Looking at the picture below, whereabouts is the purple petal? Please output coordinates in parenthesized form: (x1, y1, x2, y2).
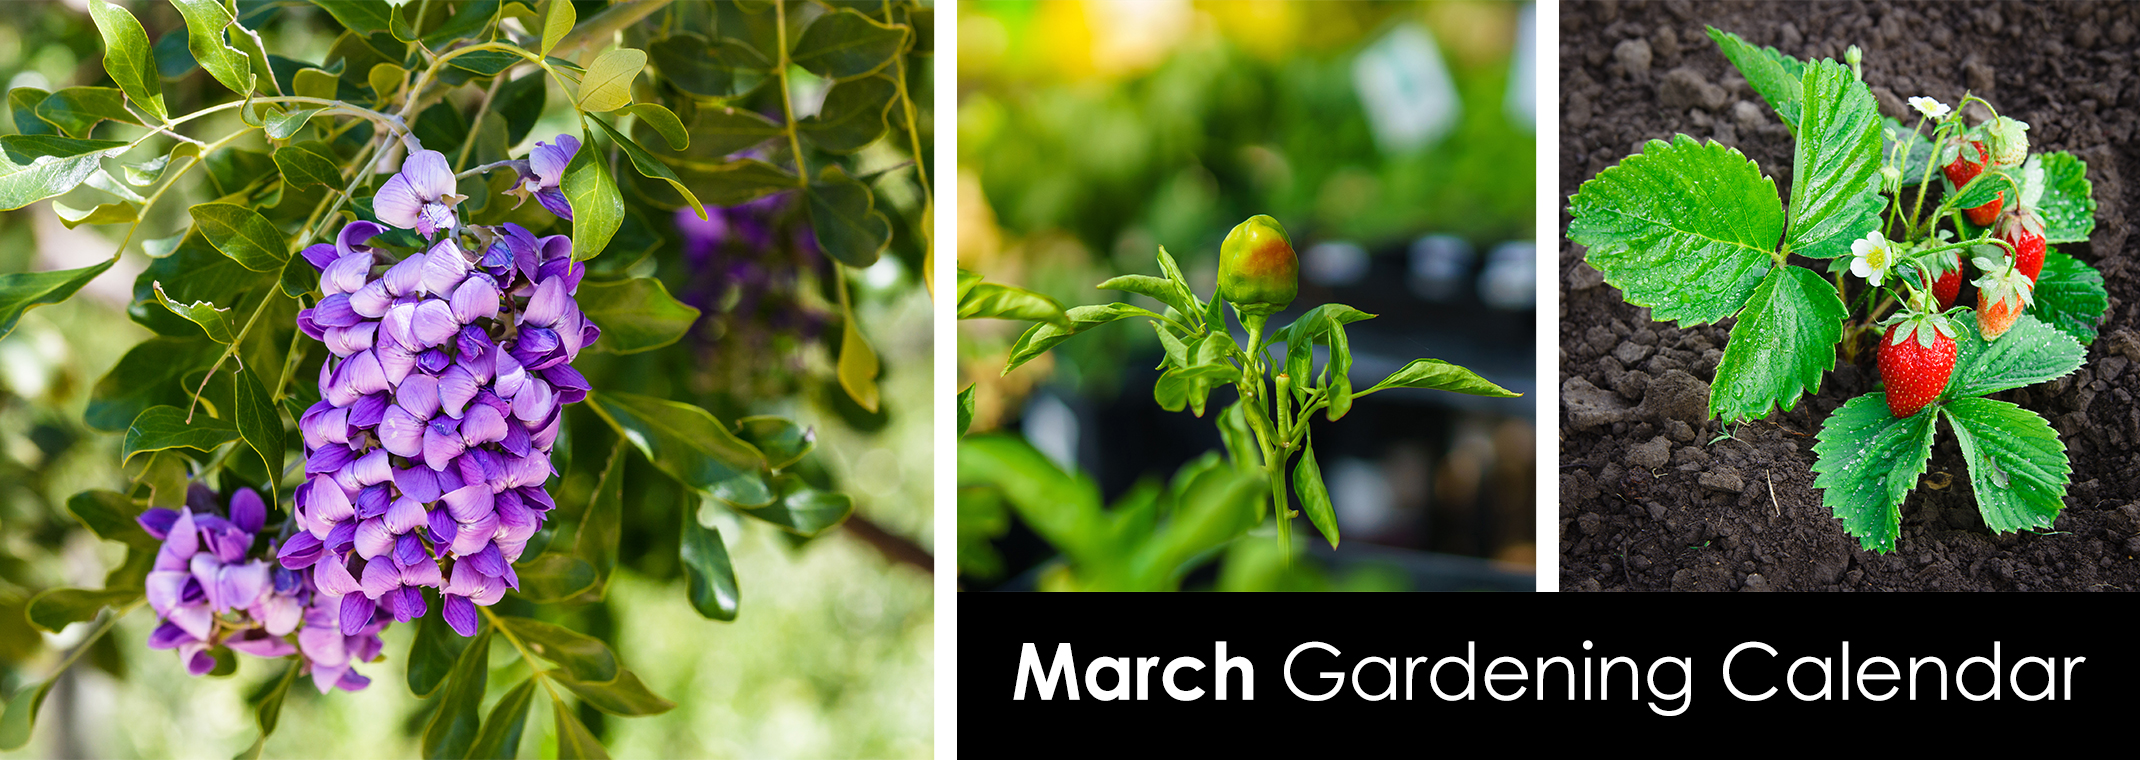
(218, 562, 270, 612)
(451, 511, 499, 556)
(438, 365, 478, 418)
(396, 464, 443, 504)
(335, 668, 373, 692)
(373, 173, 424, 231)
(385, 495, 429, 534)
(306, 444, 355, 475)
(378, 406, 426, 457)
(396, 373, 441, 420)
(325, 519, 359, 555)
(416, 347, 451, 374)
(313, 293, 362, 327)
(442, 595, 478, 636)
(349, 279, 394, 317)
(184, 645, 217, 676)
(378, 343, 418, 386)
(456, 325, 495, 361)
(226, 628, 297, 658)
(322, 251, 373, 295)
(148, 621, 194, 649)
(512, 379, 555, 423)
(359, 555, 402, 598)
(442, 484, 494, 523)
(461, 403, 508, 446)
(428, 507, 459, 546)
(519, 487, 555, 513)
(491, 349, 525, 397)
(323, 323, 377, 357)
(467, 542, 507, 577)
(413, 299, 459, 347)
(337, 220, 386, 259)
(400, 556, 443, 587)
(424, 418, 466, 471)
(538, 234, 573, 264)
(394, 584, 428, 622)
(138, 508, 179, 540)
(535, 186, 573, 220)
(419, 239, 472, 295)
(278, 532, 324, 569)
(308, 479, 356, 528)
(339, 593, 376, 636)
(402, 149, 457, 200)
(315, 553, 362, 596)
(382, 252, 426, 296)
(349, 449, 393, 486)
(146, 570, 188, 616)
(522, 277, 567, 326)
(348, 391, 389, 428)
(381, 301, 419, 351)
(499, 419, 532, 457)
(450, 276, 499, 323)
(228, 488, 266, 534)
(354, 485, 390, 520)
(344, 350, 389, 395)
(530, 135, 576, 186)
(393, 532, 426, 568)
(301, 242, 341, 271)
(354, 518, 395, 559)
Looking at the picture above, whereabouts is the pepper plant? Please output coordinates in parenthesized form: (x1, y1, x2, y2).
(0, 0, 931, 756)
(1567, 28, 2108, 552)
(975, 215, 1518, 566)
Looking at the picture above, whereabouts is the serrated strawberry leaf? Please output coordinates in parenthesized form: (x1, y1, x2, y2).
(2031, 249, 2107, 345)
(1812, 393, 1936, 554)
(1707, 27, 1804, 131)
(2030, 151, 2095, 244)
(1709, 265, 1844, 421)
(1567, 134, 1781, 326)
(1943, 312, 2084, 400)
(1784, 58, 1883, 259)
(1944, 397, 2068, 534)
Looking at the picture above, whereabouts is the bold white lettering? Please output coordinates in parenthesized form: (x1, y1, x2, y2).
(1284, 641, 1342, 702)
(1014, 643, 1078, 700)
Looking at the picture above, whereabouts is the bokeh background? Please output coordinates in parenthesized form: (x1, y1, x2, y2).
(0, 1, 931, 757)
(958, 0, 1538, 591)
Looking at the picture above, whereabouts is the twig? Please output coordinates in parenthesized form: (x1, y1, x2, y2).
(841, 515, 933, 575)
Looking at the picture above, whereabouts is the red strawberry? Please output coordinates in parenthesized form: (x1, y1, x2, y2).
(1996, 207, 2047, 282)
(1878, 320, 1956, 418)
(1972, 256, 2035, 340)
(1943, 138, 2003, 226)
(1925, 249, 1964, 310)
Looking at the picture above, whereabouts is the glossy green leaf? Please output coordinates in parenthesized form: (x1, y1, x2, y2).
(1811, 393, 1937, 553)
(7, 88, 54, 136)
(539, 0, 574, 55)
(406, 612, 472, 699)
(272, 141, 341, 187)
(587, 114, 703, 216)
(87, 336, 218, 431)
(1132, 455, 1263, 587)
(1950, 165, 2016, 211)
(1293, 439, 1337, 549)
(679, 514, 738, 621)
(496, 616, 616, 682)
(314, 0, 394, 36)
(959, 434, 1107, 563)
(0, 135, 126, 211)
(1270, 303, 1373, 394)
(576, 441, 626, 595)
(190, 203, 289, 271)
(262, 107, 323, 140)
(1709, 265, 1846, 421)
(1095, 274, 1191, 320)
(1002, 303, 1160, 374)
(466, 677, 536, 760)
(0, 259, 114, 340)
(2030, 151, 2095, 244)
(677, 157, 794, 206)
(67, 489, 155, 550)
(551, 669, 675, 717)
(512, 554, 597, 601)
(575, 277, 700, 354)
(1706, 26, 1803, 130)
(171, 0, 258, 95)
(2032, 250, 2107, 345)
(799, 75, 896, 153)
(1945, 397, 2069, 535)
(621, 103, 687, 151)
(131, 230, 272, 336)
(563, 125, 623, 261)
(446, 49, 520, 77)
(419, 0, 501, 48)
(53, 200, 136, 228)
(1362, 358, 1519, 398)
(732, 416, 813, 470)
(368, 62, 405, 102)
(791, 9, 907, 81)
(151, 282, 236, 343)
(551, 699, 609, 760)
(647, 33, 764, 96)
(742, 474, 854, 536)
(121, 405, 238, 466)
(88, 0, 166, 120)
(35, 87, 140, 138)
(1882, 116, 1935, 185)
(419, 627, 489, 760)
(836, 305, 881, 414)
(233, 366, 282, 498)
(0, 680, 55, 751)
(1567, 134, 1782, 325)
(957, 386, 976, 437)
(292, 67, 339, 100)
(25, 587, 138, 633)
(808, 165, 891, 268)
(1785, 58, 1883, 259)
(586, 390, 772, 507)
(575, 47, 645, 112)
(957, 279, 1066, 325)
(1945, 313, 2084, 400)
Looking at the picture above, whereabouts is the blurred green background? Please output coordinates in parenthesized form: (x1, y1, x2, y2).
(0, 2, 931, 757)
(958, 0, 1536, 591)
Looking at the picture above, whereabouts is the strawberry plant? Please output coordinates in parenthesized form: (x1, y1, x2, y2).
(1567, 29, 2108, 553)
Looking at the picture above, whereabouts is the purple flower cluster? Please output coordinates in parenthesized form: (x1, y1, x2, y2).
(143, 485, 383, 693)
(286, 146, 596, 639)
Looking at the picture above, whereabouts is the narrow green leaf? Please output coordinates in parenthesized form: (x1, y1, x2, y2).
(406, 612, 471, 698)
(741, 474, 854, 536)
(1567, 134, 1782, 325)
(466, 677, 536, 760)
(1706, 26, 1803, 130)
(25, 587, 138, 633)
(1945, 397, 2069, 534)
(2032, 250, 2107, 345)
(574, 277, 699, 354)
(551, 698, 609, 760)
(1950, 165, 2016, 210)
(676, 157, 795, 207)
(550, 669, 676, 717)
(563, 125, 623, 261)
(1785, 58, 1883, 259)
(121, 405, 239, 466)
(190, 203, 290, 271)
(836, 308, 881, 413)
(272, 141, 342, 187)
(585, 390, 772, 507)
(732, 416, 813, 470)
(958, 280, 1066, 325)
(262, 107, 323, 140)
(0, 136, 125, 211)
(621, 103, 687, 151)
(419, 627, 490, 760)
(1294, 439, 1337, 549)
(1270, 303, 1374, 393)
(790, 9, 907, 81)
(0, 680, 55, 751)
(799, 75, 895, 153)
(576, 441, 626, 594)
(679, 514, 738, 621)
(233, 366, 282, 500)
(1811, 393, 1937, 553)
(1095, 274, 1193, 320)
(35, 87, 140, 138)
(170, 0, 258, 95)
(150, 282, 236, 344)
(495, 617, 616, 682)
(575, 47, 645, 113)
(511, 554, 598, 602)
(0, 259, 115, 339)
(586, 114, 703, 216)
(807, 165, 891, 268)
(1709, 265, 1845, 421)
(313, 0, 395, 36)
(540, 0, 575, 56)
(86, 0, 164, 119)
(1002, 303, 1160, 374)
(2030, 152, 2096, 244)
(53, 200, 136, 228)
(958, 434, 1107, 563)
(1363, 358, 1519, 398)
(67, 489, 156, 550)
(1945, 313, 2085, 399)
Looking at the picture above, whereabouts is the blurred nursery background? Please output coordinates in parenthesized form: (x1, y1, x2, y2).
(958, 0, 1537, 592)
(0, 1, 931, 757)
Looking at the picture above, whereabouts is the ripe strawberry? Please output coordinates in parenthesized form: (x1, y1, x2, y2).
(1878, 319, 1956, 418)
(1996, 207, 2047, 282)
(1943, 138, 2003, 226)
(1924, 248, 1964, 310)
(1972, 255, 2035, 340)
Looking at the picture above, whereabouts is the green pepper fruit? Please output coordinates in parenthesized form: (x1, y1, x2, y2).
(1218, 214, 1298, 317)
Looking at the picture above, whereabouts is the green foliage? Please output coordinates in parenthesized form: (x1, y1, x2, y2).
(2032, 250, 2109, 345)
(1705, 27, 1804, 130)
(1785, 59, 1884, 259)
(1812, 394, 1936, 553)
(1708, 266, 1847, 421)
(1566, 135, 1782, 326)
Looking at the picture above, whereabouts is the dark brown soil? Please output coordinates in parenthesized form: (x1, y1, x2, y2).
(1559, 1, 2140, 591)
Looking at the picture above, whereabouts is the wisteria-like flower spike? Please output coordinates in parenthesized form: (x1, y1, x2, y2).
(516, 135, 579, 221)
(376, 149, 468, 239)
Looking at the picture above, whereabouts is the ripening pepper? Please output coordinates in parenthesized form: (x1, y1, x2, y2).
(1218, 214, 1298, 316)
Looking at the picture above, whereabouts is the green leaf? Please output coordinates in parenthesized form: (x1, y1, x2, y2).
(495, 616, 616, 682)
(25, 587, 138, 633)
(958, 279, 1066, 325)
(836, 308, 880, 413)
(151, 282, 236, 344)
(512, 554, 598, 601)
(232, 366, 282, 500)
(130, 230, 272, 336)
(563, 124, 623, 261)
(66, 489, 156, 550)
(621, 103, 687, 151)
(1784, 58, 1883, 259)
(586, 114, 703, 216)
(540, 0, 575, 56)
(586, 390, 772, 507)
(406, 612, 471, 699)
(799, 75, 896, 153)
(0, 680, 55, 751)
(1950, 165, 2016, 210)
(1293, 439, 1337, 549)
(575, 47, 645, 112)
(233, 660, 301, 760)
(550, 669, 676, 716)
(262, 107, 323, 140)
(0, 135, 127, 211)
(732, 416, 813, 470)
(679, 515, 738, 621)
(314, 0, 395, 36)
(368, 62, 406, 103)
(53, 200, 137, 228)
(2032, 250, 2107, 345)
(957, 386, 976, 437)
(1003, 303, 1160, 374)
(292, 68, 339, 101)
(170, 0, 258, 95)
(190, 203, 289, 272)
(1095, 274, 1192, 320)
(1132, 457, 1263, 587)
(121, 405, 239, 466)
(2030, 151, 2095, 244)
(958, 434, 1107, 564)
(467, 677, 536, 760)
(1945, 397, 2070, 534)
(741, 474, 854, 536)
(1567, 134, 1783, 325)
(1945, 313, 2085, 399)
(35, 87, 140, 138)
(7, 88, 54, 136)
(576, 441, 625, 595)
(1709, 265, 1845, 421)
(808, 165, 891, 268)
(574, 277, 699, 354)
(1706, 26, 1803, 130)
(1882, 116, 1933, 185)
(1270, 303, 1373, 396)
(494, 70, 547, 147)
(791, 9, 907, 81)
(0, 259, 116, 339)
(272, 141, 342, 187)
(647, 33, 738, 97)
(88, 0, 166, 120)
(419, 626, 489, 760)
(677, 157, 795, 206)
(551, 698, 609, 760)
(421, 0, 501, 49)
(87, 337, 218, 431)
(1811, 393, 1937, 553)
(1362, 358, 1519, 398)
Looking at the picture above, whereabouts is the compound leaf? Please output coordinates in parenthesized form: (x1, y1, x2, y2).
(1567, 134, 1782, 326)
(1709, 265, 1844, 421)
(1811, 393, 1936, 553)
(1785, 58, 1883, 259)
(2031, 250, 2107, 345)
(1945, 397, 2069, 534)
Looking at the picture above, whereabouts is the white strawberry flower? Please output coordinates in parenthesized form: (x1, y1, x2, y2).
(1849, 231, 1896, 287)
(1908, 96, 1950, 120)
